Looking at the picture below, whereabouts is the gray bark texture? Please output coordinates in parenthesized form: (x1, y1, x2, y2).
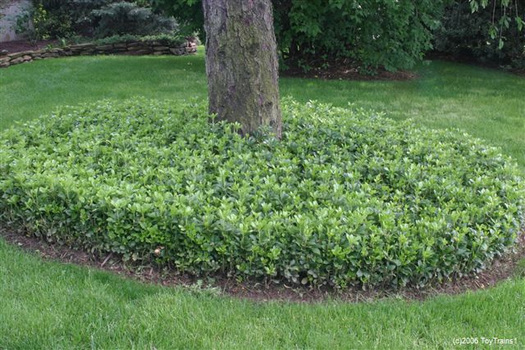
(203, 0, 282, 138)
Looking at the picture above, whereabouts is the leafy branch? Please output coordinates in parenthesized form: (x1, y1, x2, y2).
(469, 0, 524, 49)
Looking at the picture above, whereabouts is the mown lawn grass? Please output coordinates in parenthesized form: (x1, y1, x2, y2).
(1, 238, 523, 349)
(0, 50, 524, 349)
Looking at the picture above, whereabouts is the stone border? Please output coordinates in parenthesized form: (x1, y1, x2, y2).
(0, 40, 197, 68)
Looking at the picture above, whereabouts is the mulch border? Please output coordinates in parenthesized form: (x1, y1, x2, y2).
(1, 225, 523, 303)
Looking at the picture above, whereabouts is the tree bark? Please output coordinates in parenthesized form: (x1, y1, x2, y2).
(202, 0, 282, 138)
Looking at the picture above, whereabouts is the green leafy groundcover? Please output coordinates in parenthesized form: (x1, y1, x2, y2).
(1, 98, 523, 288)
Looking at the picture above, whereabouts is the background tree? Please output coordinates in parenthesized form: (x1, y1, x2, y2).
(202, 0, 282, 137)
(272, 0, 444, 72)
(469, 0, 524, 46)
(151, 0, 203, 37)
(153, 0, 445, 72)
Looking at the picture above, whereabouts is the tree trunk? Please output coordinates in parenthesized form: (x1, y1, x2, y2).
(202, 0, 282, 138)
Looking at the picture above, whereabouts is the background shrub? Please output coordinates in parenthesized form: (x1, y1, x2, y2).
(92, 33, 184, 46)
(433, 0, 525, 70)
(90, 1, 177, 38)
(30, 0, 178, 39)
(273, 0, 444, 72)
(153, 0, 445, 73)
(0, 99, 523, 288)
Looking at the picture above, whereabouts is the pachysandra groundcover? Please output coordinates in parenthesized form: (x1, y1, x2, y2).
(0, 98, 523, 288)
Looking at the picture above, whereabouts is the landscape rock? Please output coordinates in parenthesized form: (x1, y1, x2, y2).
(0, 40, 197, 69)
(42, 52, 59, 58)
(7, 52, 25, 59)
(70, 43, 95, 49)
(96, 45, 114, 51)
(10, 57, 24, 64)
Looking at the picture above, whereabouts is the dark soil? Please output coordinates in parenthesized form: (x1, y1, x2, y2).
(0, 39, 59, 55)
(1, 225, 523, 303)
(282, 65, 417, 81)
(281, 57, 417, 81)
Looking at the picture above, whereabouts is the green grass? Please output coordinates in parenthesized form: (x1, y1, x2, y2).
(0, 54, 207, 129)
(0, 51, 524, 349)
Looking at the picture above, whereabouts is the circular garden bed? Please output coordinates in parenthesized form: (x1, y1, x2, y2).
(0, 98, 523, 289)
